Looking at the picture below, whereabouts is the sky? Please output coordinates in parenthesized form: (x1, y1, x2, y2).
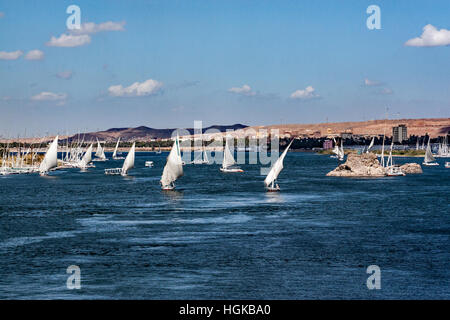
(0, 0, 449, 137)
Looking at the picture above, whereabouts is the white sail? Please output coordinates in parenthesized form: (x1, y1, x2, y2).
(387, 141, 394, 167)
(121, 142, 135, 175)
(367, 137, 375, 153)
(424, 138, 435, 163)
(39, 136, 58, 174)
(222, 138, 236, 169)
(112, 137, 120, 158)
(264, 140, 293, 187)
(416, 139, 419, 151)
(95, 140, 106, 159)
(161, 135, 183, 187)
(80, 143, 93, 167)
(203, 147, 209, 163)
(338, 140, 344, 160)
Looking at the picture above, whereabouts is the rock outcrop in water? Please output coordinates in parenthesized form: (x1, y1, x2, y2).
(400, 163, 423, 174)
(326, 153, 385, 177)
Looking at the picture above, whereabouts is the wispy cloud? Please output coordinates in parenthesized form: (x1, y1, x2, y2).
(290, 86, 320, 100)
(46, 34, 91, 47)
(378, 88, 393, 95)
(55, 71, 73, 80)
(108, 79, 163, 97)
(71, 21, 126, 35)
(228, 84, 256, 96)
(0, 50, 23, 60)
(31, 91, 67, 102)
(405, 24, 450, 47)
(24, 49, 44, 60)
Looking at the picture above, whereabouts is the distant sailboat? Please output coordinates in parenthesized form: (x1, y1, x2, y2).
(160, 135, 184, 190)
(385, 141, 405, 176)
(264, 140, 293, 191)
(93, 139, 107, 161)
(416, 139, 419, 151)
(112, 138, 125, 160)
(105, 142, 136, 176)
(79, 143, 94, 170)
(191, 146, 209, 164)
(121, 142, 135, 176)
(338, 140, 345, 161)
(220, 138, 243, 172)
(39, 136, 59, 176)
(366, 137, 375, 153)
(423, 138, 439, 166)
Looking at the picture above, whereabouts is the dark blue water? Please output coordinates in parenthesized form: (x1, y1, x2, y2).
(0, 152, 449, 299)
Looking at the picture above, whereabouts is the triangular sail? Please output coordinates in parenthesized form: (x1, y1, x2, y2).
(424, 138, 435, 163)
(264, 140, 293, 187)
(203, 147, 209, 163)
(367, 137, 375, 153)
(113, 138, 120, 158)
(222, 138, 236, 169)
(121, 142, 135, 175)
(80, 143, 93, 167)
(39, 136, 58, 174)
(161, 135, 183, 187)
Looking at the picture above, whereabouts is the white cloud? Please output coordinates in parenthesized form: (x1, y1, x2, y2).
(405, 24, 450, 47)
(24, 49, 44, 60)
(228, 84, 256, 96)
(55, 71, 73, 80)
(0, 50, 23, 60)
(71, 21, 126, 34)
(31, 92, 67, 102)
(108, 79, 163, 97)
(364, 78, 382, 86)
(46, 34, 91, 47)
(290, 86, 320, 100)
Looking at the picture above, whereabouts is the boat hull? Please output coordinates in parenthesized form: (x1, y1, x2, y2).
(220, 167, 244, 173)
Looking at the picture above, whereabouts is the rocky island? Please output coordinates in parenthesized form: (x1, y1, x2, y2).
(326, 153, 423, 177)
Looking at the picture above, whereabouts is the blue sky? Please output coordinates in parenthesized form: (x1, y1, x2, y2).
(0, 0, 449, 136)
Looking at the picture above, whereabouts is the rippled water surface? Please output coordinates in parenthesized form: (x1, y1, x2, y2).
(0, 152, 449, 299)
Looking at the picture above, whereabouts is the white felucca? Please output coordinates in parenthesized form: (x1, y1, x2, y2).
(105, 142, 136, 176)
(121, 142, 135, 176)
(220, 138, 243, 172)
(385, 142, 405, 176)
(264, 140, 293, 191)
(79, 143, 94, 170)
(39, 136, 59, 176)
(423, 138, 439, 166)
(93, 139, 107, 161)
(160, 135, 184, 190)
(366, 137, 375, 153)
(338, 140, 345, 161)
(112, 138, 125, 160)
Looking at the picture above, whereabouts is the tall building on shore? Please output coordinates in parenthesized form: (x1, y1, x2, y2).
(393, 124, 408, 143)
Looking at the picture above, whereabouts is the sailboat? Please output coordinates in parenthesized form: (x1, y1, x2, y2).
(220, 138, 243, 172)
(160, 135, 184, 190)
(264, 140, 293, 191)
(435, 136, 449, 158)
(112, 138, 125, 160)
(338, 140, 345, 161)
(105, 142, 136, 176)
(79, 143, 94, 170)
(191, 146, 209, 164)
(416, 138, 419, 151)
(93, 139, 107, 161)
(385, 142, 405, 176)
(39, 136, 59, 176)
(330, 137, 339, 159)
(366, 137, 375, 153)
(423, 138, 439, 166)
